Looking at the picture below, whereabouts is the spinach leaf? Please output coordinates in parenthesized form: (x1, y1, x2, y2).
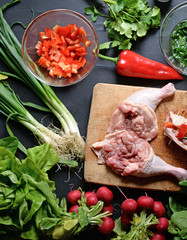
(0, 136, 18, 154)
(168, 182, 187, 239)
(169, 196, 187, 213)
(171, 211, 187, 232)
(0, 142, 61, 239)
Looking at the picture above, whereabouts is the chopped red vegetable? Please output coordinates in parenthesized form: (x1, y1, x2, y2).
(164, 121, 187, 139)
(177, 123, 187, 139)
(35, 24, 91, 78)
(163, 122, 176, 129)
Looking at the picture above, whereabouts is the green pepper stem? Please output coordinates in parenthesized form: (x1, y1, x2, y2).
(99, 53, 119, 65)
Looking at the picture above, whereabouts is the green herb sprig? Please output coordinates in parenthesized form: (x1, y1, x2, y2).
(85, 0, 161, 50)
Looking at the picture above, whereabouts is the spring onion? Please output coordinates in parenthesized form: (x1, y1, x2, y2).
(0, 0, 85, 160)
(0, 80, 79, 167)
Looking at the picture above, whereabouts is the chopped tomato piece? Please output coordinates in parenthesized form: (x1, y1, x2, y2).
(177, 124, 187, 139)
(35, 23, 92, 79)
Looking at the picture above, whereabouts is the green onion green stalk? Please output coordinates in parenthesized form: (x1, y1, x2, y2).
(0, 81, 79, 167)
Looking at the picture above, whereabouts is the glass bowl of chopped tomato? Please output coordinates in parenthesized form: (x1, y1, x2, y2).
(159, 2, 187, 76)
(22, 9, 99, 86)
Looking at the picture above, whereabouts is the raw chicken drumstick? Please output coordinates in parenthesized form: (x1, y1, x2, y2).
(92, 130, 187, 180)
(91, 83, 187, 180)
(107, 83, 176, 141)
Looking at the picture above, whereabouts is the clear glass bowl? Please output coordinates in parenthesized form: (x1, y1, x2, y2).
(22, 9, 99, 87)
(159, 2, 187, 76)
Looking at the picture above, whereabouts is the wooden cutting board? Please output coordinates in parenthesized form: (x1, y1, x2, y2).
(84, 83, 187, 191)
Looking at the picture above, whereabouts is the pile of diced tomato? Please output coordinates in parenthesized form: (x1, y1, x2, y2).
(35, 24, 91, 78)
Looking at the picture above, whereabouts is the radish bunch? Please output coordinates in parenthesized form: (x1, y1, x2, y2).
(120, 195, 169, 240)
(67, 186, 115, 235)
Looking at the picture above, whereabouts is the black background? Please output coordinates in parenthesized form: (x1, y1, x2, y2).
(0, 0, 186, 239)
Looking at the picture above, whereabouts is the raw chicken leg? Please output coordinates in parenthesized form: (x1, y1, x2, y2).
(108, 83, 176, 141)
(91, 129, 187, 180)
(126, 82, 176, 111)
(141, 154, 187, 180)
(91, 83, 187, 181)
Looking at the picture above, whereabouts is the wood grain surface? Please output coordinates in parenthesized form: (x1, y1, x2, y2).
(84, 83, 187, 191)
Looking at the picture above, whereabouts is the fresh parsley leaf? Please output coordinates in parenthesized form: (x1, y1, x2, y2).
(85, 0, 161, 50)
(85, 6, 99, 22)
(99, 41, 112, 50)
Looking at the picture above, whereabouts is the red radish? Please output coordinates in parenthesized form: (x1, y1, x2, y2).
(98, 217, 115, 235)
(84, 191, 97, 199)
(86, 195, 98, 207)
(155, 217, 169, 233)
(153, 201, 165, 218)
(69, 204, 79, 213)
(121, 214, 132, 227)
(96, 186, 113, 205)
(121, 198, 137, 214)
(101, 204, 113, 214)
(150, 232, 166, 240)
(137, 195, 154, 210)
(67, 190, 81, 205)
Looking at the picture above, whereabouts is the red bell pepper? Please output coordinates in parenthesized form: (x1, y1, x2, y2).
(177, 124, 187, 139)
(36, 24, 91, 79)
(163, 122, 176, 129)
(99, 50, 183, 80)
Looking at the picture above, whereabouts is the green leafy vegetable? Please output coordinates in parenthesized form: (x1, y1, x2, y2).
(85, 0, 161, 50)
(168, 180, 187, 239)
(0, 138, 111, 240)
(171, 20, 187, 67)
(0, 136, 18, 154)
(85, 6, 108, 22)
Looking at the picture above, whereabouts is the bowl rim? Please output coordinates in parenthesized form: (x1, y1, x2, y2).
(159, 1, 187, 75)
(21, 9, 99, 87)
